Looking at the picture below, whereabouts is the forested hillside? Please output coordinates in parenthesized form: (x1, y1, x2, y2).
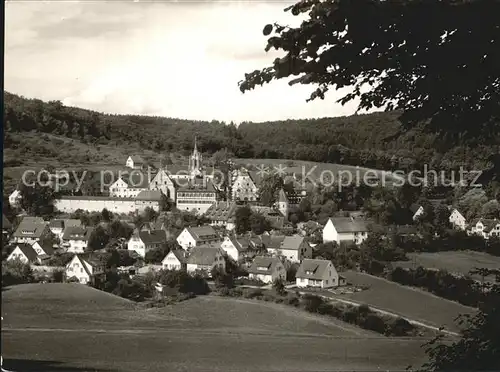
(3, 91, 499, 174)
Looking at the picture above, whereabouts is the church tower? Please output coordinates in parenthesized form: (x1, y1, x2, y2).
(277, 188, 289, 221)
(189, 136, 203, 179)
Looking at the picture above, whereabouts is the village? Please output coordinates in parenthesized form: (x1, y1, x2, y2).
(3, 139, 499, 296)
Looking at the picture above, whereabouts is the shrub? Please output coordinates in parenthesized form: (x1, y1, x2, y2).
(52, 270, 64, 283)
(317, 302, 334, 315)
(361, 314, 387, 334)
(284, 292, 300, 306)
(243, 288, 263, 299)
(2, 260, 34, 286)
(386, 317, 415, 337)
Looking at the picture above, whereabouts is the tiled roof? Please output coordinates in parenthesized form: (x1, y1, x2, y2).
(248, 256, 281, 275)
(204, 202, 237, 221)
(474, 218, 500, 233)
(296, 259, 332, 280)
(169, 249, 187, 264)
(49, 219, 65, 229)
(138, 230, 167, 245)
(136, 190, 163, 201)
(2, 214, 12, 229)
(176, 179, 217, 192)
(187, 247, 221, 266)
(62, 226, 94, 241)
(279, 235, 306, 251)
(267, 235, 286, 250)
(129, 155, 145, 164)
(225, 236, 249, 252)
(186, 226, 219, 241)
(328, 217, 368, 233)
(34, 240, 55, 255)
(122, 172, 151, 189)
(12, 243, 39, 262)
(12, 218, 48, 238)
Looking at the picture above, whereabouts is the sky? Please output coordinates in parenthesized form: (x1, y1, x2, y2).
(5, 0, 369, 123)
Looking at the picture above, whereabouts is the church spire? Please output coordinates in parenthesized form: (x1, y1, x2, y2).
(193, 135, 198, 154)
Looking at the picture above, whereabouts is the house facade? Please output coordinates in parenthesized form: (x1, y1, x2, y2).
(7, 244, 40, 264)
(220, 236, 249, 261)
(161, 250, 187, 271)
(204, 201, 237, 231)
(296, 259, 339, 289)
(65, 254, 104, 284)
(186, 247, 226, 275)
(323, 217, 369, 245)
(266, 235, 312, 263)
(175, 180, 218, 214)
(127, 229, 167, 257)
(150, 169, 177, 202)
(248, 256, 286, 284)
(468, 218, 500, 239)
(62, 226, 94, 253)
(126, 155, 145, 169)
(449, 209, 467, 230)
(231, 170, 258, 202)
(9, 189, 21, 207)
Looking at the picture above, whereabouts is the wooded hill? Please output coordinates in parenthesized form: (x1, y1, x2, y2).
(3, 91, 499, 174)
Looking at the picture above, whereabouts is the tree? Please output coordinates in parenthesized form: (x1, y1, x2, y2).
(258, 174, 284, 207)
(249, 212, 272, 235)
(416, 269, 500, 372)
(18, 182, 57, 217)
(239, 0, 500, 138)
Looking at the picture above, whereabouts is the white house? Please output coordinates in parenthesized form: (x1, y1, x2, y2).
(7, 244, 40, 264)
(468, 218, 500, 239)
(127, 229, 167, 258)
(126, 155, 145, 169)
(295, 259, 339, 289)
(62, 226, 94, 253)
(8, 189, 21, 208)
(323, 217, 369, 245)
(109, 172, 151, 198)
(11, 217, 50, 245)
(161, 250, 187, 271)
(220, 236, 250, 261)
(176, 225, 220, 250)
(449, 209, 467, 230)
(149, 169, 177, 202)
(186, 247, 226, 275)
(65, 254, 105, 284)
(267, 235, 312, 263)
(247, 256, 286, 284)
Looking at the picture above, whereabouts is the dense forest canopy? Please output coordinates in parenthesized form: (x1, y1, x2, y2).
(3, 92, 499, 177)
(239, 0, 500, 140)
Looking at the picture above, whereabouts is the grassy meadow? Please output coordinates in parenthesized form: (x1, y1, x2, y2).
(1, 284, 429, 372)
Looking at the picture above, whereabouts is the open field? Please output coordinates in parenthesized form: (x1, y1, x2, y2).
(339, 271, 477, 332)
(394, 251, 500, 281)
(2, 284, 429, 371)
(234, 158, 396, 184)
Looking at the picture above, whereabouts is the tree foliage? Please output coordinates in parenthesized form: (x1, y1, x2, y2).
(239, 0, 500, 139)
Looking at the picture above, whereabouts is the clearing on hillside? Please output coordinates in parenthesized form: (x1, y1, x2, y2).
(2, 284, 428, 372)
